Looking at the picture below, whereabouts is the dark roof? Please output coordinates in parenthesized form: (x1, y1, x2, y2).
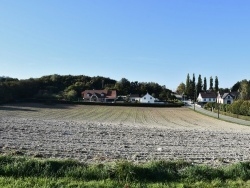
(230, 91, 240, 98)
(219, 91, 239, 99)
(129, 94, 140, 98)
(199, 92, 217, 98)
(222, 93, 231, 99)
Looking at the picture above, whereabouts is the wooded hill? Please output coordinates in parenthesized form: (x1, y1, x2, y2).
(0, 74, 173, 103)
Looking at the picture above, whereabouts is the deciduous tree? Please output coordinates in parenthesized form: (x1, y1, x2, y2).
(239, 79, 250, 100)
(176, 82, 185, 95)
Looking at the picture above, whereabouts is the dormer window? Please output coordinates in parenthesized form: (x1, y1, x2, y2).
(101, 93, 104, 97)
(87, 93, 91, 97)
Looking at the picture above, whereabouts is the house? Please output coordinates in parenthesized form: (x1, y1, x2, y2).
(140, 93, 157, 103)
(197, 92, 217, 105)
(129, 94, 141, 103)
(217, 91, 239, 104)
(82, 90, 117, 102)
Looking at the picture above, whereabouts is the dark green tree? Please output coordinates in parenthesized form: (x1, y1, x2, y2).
(231, 81, 240, 92)
(197, 74, 203, 95)
(185, 73, 190, 96)
(185, 73, 194, 99)
(115, 78, 131, 95)
(209, 76, 213, 91)
(215, 76, 219, 92)
(191, 73, 196, 100)
(203, 77, 207, 91)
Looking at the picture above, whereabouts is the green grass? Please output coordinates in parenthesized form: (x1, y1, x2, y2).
(218, 111, 250, 121)
(1, 177, 250, 187)
(2, 155, 250, 187)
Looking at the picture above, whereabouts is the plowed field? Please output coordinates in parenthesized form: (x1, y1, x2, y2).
(1, 103, 250, 166)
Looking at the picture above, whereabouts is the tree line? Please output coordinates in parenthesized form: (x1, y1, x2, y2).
(0, 74, 174, 103)
(176, 73, 220, 100)
(176, 73, 250, 101)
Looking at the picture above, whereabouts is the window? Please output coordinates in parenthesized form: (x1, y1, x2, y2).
(204, 99, 206, 101)
(228, 96, 230, 99)
(209, 98, 211, 101)
(144, 97, 146, 99)
(150, 97, 152, 99)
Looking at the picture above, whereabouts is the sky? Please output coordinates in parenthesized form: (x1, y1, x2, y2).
(0, 0, 249, 91)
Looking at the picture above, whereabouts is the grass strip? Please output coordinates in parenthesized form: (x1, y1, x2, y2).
(1, 155, 250, 186)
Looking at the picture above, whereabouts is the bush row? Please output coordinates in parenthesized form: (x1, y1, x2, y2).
(204, 100, 250, 116)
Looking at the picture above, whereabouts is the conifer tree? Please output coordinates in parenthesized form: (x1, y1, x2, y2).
(197, 74, 203, 95)
(192, 73, 196, 100)
(209, 76, 213, 91)
(185, 73, 190, 96)
(215, 76, 219, 92)
(203, 77, 207, 91)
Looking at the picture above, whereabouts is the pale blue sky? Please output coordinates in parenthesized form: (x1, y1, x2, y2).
(0, 0, 249, 91)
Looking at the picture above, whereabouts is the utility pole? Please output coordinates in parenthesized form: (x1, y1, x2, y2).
(194, 84, 196, 111)
(218, 103, 220, 118)
(217, 93, 220, 119)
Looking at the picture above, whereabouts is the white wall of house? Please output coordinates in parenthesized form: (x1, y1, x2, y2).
(140, 93, 156, 103)
(197, 93, 203, 102)
(197, 93, 216, 103)
(218, 94, 234, 104)
(130, 97, 141, 103)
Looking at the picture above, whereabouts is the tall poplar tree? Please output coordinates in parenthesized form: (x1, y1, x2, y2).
(203, 77, 207, 91)
(192, 73, 196, 100)
(185, 73, 190, 96)
(215, 76, 219, 92)
(209, 76, 213, 91)
(197, 74, 203, 95)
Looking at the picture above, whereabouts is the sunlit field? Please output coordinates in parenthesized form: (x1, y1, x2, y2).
(1, 103, 250, 167)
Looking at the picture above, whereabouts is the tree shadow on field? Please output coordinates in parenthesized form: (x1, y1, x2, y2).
(0, 102, 76, 110)
(0, 106, 38, 112)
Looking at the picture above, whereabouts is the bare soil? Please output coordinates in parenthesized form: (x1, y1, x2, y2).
(1, 103, 250, 166)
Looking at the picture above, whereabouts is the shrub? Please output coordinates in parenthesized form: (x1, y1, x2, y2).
(240, 101, 250, 116)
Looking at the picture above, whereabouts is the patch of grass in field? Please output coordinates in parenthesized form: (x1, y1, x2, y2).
(1, 177, 250, 188)
(1, 155, 250, 187)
